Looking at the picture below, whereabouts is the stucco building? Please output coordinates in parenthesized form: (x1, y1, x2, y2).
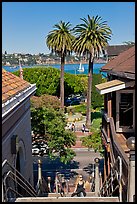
(2, 69, 36, 186)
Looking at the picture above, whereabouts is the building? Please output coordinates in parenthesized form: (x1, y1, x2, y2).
(105, 44, 134, 61)
(2, 69, 37, 186)
(95, 45, 135, 201)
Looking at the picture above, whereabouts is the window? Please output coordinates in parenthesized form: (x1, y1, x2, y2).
(116, 90, 135, 132)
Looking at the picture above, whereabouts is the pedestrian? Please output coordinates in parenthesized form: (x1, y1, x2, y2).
(47, 176, 51, 193)
(71, 174, 86, 197)
(82, 124, 85, 132)
(60, 177, 67, 197)
(84, 177, 91, 192)
(71, 123, 75, 131)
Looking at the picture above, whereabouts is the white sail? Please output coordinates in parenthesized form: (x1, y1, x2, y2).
(78, 63, 84, 72)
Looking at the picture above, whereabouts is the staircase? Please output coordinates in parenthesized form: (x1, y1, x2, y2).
(2, 158, 122, 202)
(71, 131, 92, 149)
(15, 196, 119, 202)
(2, 159, 37, 202)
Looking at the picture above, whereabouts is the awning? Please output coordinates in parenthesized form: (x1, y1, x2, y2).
(95, 79, 134, 95)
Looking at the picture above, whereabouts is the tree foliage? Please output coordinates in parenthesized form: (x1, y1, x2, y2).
(81, 108, 104, 154)
(81, 131, 103, 153)
(31, 94, 60, 110)
(81, 128, 103, 154)
(72, 15, 112, 128)
(14, 67, 105, 109)
(122, 41, 135, 45)
(31, 107, 76, 164)
(13, 67, 87, 97)
(92, 74, 106, 109)
(46, 21, 75, 109)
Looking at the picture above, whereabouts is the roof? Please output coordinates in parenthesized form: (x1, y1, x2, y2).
(95, 79, 135, 95)
(106, 45, 134, 57)
(101, 46, 135, 78)
(2, 68, 31, 103)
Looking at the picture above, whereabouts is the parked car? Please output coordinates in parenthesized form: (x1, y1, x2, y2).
(70, 100, 80, 106)
(65, 95, 81, 106)
(32, 148, 39, 155)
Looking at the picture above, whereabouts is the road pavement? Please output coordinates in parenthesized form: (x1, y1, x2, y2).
(33, 149, 103, 191)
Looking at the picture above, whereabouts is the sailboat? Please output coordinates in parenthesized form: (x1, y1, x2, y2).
(77, 63, 84, 72)
(10, 65, 17, 69)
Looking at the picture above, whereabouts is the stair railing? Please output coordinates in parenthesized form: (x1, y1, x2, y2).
(2, 159, 37, 202)
(99, 156, 122, 202)
(55, 172, 69, 197)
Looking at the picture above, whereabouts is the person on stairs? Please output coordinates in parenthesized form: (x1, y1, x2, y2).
(71, 174, 86, 197)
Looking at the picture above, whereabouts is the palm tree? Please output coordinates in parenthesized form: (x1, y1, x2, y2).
(46, 21, 74, 110)
(73, 15, 112, 128)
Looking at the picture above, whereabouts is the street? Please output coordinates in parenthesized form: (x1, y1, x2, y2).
(33, 149, 104, 190)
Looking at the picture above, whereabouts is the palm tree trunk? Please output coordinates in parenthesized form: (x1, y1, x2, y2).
(60, 53, 65, 110)
(86, 54, 93, 129)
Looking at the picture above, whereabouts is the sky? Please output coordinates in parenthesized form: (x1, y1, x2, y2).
(2, 2, 135, 54)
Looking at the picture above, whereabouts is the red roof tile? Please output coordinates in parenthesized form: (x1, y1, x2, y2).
(2, 69, 31, 103)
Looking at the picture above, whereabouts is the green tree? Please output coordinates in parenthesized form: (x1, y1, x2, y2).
(122, 41, 135, 45)
(30, 94, 60, 110)
(46, 21, 75, 110)
(73, 15, 112, 128)
(31, 107, 76, 164)
(92, 74, 106, 109)
(13, 67, 87, 97)
(81, 128, 103, 154)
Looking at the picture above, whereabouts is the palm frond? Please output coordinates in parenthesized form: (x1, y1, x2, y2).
(73, 14, 112, 57)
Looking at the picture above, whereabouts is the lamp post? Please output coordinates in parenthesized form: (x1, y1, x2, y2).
(126, 137, 135, 202)
(94, 157, 100, 196)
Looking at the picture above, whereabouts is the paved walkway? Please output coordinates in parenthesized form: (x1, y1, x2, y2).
(66, 113, 92, 149)
(71, 131, 92, 149)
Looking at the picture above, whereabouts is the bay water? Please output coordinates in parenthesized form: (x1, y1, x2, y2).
(2, 63, 107, 77)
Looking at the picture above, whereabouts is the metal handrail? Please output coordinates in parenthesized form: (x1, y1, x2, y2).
(2, 159, 37, 202)
(2, 159, 36, 194)
(99, 156, 122, 202)
(4, 171, 37, 197)
(55, 172, 69, 196)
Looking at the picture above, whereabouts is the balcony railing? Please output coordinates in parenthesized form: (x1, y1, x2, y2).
(101, 111, 129, 201)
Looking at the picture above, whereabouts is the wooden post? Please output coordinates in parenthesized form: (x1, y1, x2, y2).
(126, 137, 135, 202)
(107, 93, 112, 177)
(104, 150, 107, 182)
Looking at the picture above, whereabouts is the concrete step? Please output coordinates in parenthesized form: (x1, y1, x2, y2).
(48, 192, 95, 197)
(15, 196, 119, 202)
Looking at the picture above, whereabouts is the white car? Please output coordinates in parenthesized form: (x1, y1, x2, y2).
(32, 148, 39, 155)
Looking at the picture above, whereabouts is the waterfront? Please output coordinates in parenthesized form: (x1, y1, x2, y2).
(2, 63, 107, 77)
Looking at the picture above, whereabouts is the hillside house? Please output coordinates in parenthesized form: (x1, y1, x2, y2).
(105, 44, 134, 61)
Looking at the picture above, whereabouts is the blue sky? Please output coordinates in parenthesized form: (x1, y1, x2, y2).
(2, 2, 135, 54)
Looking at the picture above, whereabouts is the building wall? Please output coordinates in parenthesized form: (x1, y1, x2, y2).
(2, 98, 34, 186)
